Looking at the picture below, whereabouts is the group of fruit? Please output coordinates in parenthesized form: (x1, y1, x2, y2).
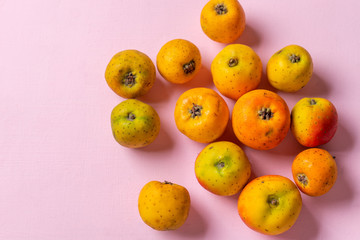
(104, 0, 339, 236)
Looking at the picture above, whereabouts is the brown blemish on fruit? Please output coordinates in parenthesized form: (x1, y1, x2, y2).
(289, 54, 301, 63)
(183, 60, 195, 74)
(189, 103, 203, 118)
(297, 173, 308, 186)
(215, 3, 228, 15)
(123, 72, 136, 87)
(228, 58, 238, 67)
(258, 107, 274, 120)
(265, 129, 273, 136)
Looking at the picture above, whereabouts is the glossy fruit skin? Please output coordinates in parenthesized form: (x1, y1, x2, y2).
(195, 141, 251, 196)
(267, 45, 313, 92)
(105, 50, 156, 98)
(111, 99, 160, 148)
(232, 89, 290, 150)
(291, 97, 338, 147)
(211, 44, 262, 100)
(292, 148, 337, 196)
(156, 39, 201, 84)
(174, 88, 229, 143)
(138, 181, 191, 231)
(238, 175, 302, 235)
(200, 0, 245, 43)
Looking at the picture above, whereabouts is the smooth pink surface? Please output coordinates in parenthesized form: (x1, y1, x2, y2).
(0, 0, 359, 239)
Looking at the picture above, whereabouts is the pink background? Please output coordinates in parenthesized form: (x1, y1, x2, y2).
(1, 0, 359, 239)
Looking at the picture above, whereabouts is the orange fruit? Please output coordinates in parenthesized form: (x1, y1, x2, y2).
(200, 0, 246, 43)
(174, 88, 229, 143)
(292, 148, 337, 196)
(211, 44, 262, 100)
(232, 89, 290, 150)
(156, 39, 201, 84)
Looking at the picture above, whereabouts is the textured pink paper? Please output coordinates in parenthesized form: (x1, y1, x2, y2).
(0, 0, 359, 239)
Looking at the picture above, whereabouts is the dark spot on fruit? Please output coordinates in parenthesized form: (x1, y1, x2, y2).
(265, 129, 273, 136)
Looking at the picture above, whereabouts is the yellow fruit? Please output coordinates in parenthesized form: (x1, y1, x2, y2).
(156, 39, 201, 84)
(105, 50, 156, 98)
(267, 45, 313, 92)
(211, 44, 262, 100)
(138, 181, 191, 231)
(200, 0, 246, 43)
(111, 99, 160, 148)
(195, 141, 251, 196)
(238, 175, 302, 235)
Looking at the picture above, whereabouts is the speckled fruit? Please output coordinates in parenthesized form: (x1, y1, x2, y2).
(111, 99, 160, 148)
(211, 44, 262, 100)
(105, 50, 156, 98)
(267, 45, 313, 92)
(195, 141, 251, 196)
(174, 87, 229, 143)
(238, 175, 302, 235)
(291, 97, 338, 147)
(156, 39, 201, 84)
(138, 181, 191, 231)
(200, 0, 246, 43)
(292, 148, 337, 196)
(232, 89, 290, 150)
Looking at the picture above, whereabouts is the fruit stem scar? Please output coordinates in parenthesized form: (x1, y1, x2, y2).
(297, 173, 308, 186)
(183, 60, 196, 74)
(164, 180, 173, 185)
(215, 161, 225, 170)
(123, 72, 136, 87)
(228, 58, 238, 67)
(128, 112, 136, 121)
(189, 103, 203, 118)
(215, 3, 228, 15)
(258, 107, 274, 120)
(267, 195, 279, 208)
(310, 99, 317, 105)
(289, 54, 301, 63)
